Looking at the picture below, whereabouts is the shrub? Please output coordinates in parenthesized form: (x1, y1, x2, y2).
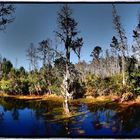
(20, 78, 29, 95)
(84, 73, 133, 97)
(84, 74, 101, 97)
(70, 80, 85, 99)
(48, 85, 61, 95)
(129, 69, 140, 95)
(85, 86, 97, 97)
(121, 92, 134, 102)
(0, 79, 12, 93)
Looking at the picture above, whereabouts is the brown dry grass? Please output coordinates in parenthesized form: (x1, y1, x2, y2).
(0, 93, 63, 102)
(1, 93, 140, 107)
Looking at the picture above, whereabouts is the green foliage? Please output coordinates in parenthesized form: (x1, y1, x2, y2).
(0, 54, 139, 99)
(48, 85, 61, 95)
(19, 77, 29, 94)
(0, 68, 29, 95)
(84, 73, 101, 97)
(126, 56, 140, 95)
(2, 58, 13, 79)
(71, 80, 85, 99)
(0, 79, 12, 93)
(28, 71, 44, 95)
(85, 73, 101, 88)
(129, 68, 140, 94)
(104, 74, 123, 95)
(54, 57, 66, 77)
(0, 58, 139, 99)
(84, 73, 132, 97)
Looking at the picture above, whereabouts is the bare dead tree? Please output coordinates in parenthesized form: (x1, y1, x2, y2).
(132, 12, 140, 66)
(26, 43, 38, 71)
(55, 4, 83, 116)
(112, 4, 128, 86)
(37, 39, 56, 94)
(38, 39, 54, 67)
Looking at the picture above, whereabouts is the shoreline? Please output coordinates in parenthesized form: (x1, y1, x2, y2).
(1, 93, 140, 117)
(0, 93, 63, 101)
(0, 93, 140, 106)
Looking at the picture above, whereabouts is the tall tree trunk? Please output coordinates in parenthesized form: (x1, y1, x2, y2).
(78, 56, 81, 64)
(122, 51, 126, 85)
(63, 68, 70, 115)
(78, 58, 80, 64)
(63, 47, 71, 116)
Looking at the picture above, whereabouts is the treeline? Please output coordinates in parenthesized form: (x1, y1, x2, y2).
(0, 36, 139, 100)
(0, 55, 63, 96)
(0, 54, 83, 98)
(0, 4, 140, 104)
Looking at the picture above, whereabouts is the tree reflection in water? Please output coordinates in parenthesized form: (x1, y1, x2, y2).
(114, 104, 140, 134)
(11, 108, 19, 120)
(0, 97, 140, 137)
(93, 112, 101, 130)
(0, 111, 4, 122)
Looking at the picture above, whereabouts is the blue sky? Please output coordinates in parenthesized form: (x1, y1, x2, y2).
(0, 3, 140, 70)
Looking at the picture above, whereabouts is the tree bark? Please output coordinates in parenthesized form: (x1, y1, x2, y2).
(62, 46, 71, 116)
(122, 51, 126, 85)
(78, 56, 81, 64)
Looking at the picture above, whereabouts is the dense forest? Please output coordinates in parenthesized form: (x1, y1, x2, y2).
(0, 3, 140, 116)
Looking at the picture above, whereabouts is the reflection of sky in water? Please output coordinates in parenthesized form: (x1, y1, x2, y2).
(0, 98, 140, 137)
(0, 106, 46, 136)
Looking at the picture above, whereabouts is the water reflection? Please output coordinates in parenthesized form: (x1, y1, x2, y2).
(0, 111, 4, 121)
(93, 112, 101, 129)
(0, 97, 140, 137)
(11, 108, 19, 120)
(113, 104, 140, 135)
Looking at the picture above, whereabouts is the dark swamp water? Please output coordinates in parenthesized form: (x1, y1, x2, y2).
(0, 97, 140, 138)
